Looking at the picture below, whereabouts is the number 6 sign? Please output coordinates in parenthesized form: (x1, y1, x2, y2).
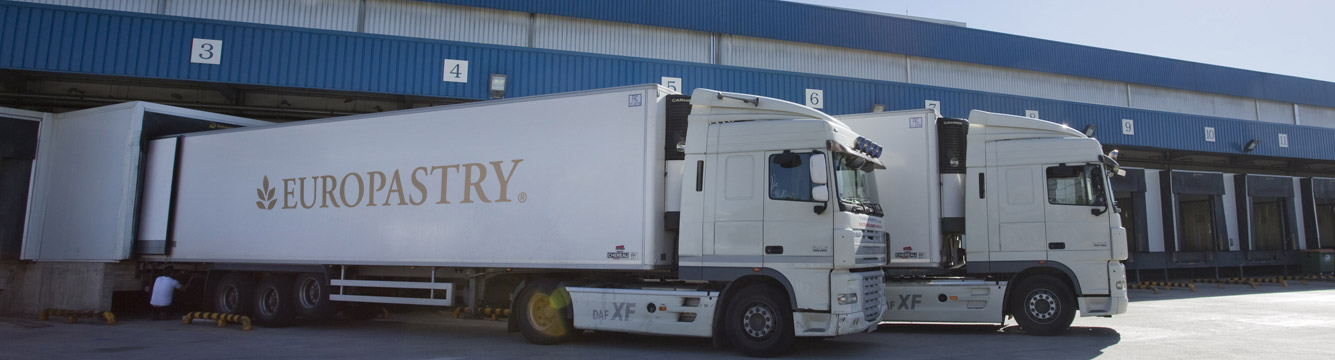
(805, 89, 823, 109)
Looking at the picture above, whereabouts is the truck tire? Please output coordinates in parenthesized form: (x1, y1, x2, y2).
(214, 273, 256, 315)
(1010, 275, 1076, 336)
(724, 285, 795, 357)
(293, 272, 337, 321)
(254, 274, 297, 327)
(515, 281, 575, 345)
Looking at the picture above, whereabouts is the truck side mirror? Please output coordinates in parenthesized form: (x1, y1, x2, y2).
(810, 153, 827, 185)
(812, 184, 829, 202)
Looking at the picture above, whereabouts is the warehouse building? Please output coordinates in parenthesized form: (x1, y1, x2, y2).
(3, 0, 1335, 286)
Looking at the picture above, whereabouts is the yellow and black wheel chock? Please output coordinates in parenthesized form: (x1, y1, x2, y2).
(1133, 281, 1197, 292)
(451, 307, 512, 321)
(182, 312, 252, 331)
(38, 309, 117, 325)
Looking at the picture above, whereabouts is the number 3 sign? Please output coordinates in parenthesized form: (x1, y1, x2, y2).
(191, 38, 222, 65)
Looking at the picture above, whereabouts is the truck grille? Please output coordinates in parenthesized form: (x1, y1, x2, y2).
(853, 231, 887, 265)
(860, 271, 884, 322)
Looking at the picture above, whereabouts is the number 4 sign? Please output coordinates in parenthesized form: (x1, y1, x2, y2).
(442, 59, 469, 83)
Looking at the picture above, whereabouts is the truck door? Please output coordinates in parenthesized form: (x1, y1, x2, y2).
(992, 165, 1048, 260)
(1042, 164, 1115, 267)
(711, 152, 765, 266)
(762, 151, 832, 269)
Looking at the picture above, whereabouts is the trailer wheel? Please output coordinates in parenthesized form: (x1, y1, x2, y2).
(515, 281, 574, 345)
(293, 273, 336, 321)
(214, 273, 256, 315)
(253, 274, 297, 327)
(724, 285, 795, 357)
(1010, 275, 1075, 335)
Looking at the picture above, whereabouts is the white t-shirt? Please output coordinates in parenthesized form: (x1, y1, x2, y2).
(150, 276, 183, 307)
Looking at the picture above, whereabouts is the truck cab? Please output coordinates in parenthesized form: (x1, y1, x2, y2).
(842, 108, 1127, 335)
(671, 89, 887, 353)
(963, 110, 1129, 324)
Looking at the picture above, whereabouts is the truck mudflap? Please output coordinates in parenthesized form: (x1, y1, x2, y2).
(795, 270, 884, 336)
(1078, 261, 1128, 317)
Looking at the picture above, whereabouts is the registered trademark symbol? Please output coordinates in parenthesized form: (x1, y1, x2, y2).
(518, 192, 527, 203)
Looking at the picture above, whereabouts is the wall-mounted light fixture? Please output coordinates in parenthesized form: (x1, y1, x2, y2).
(872, 104, 885, 112)
(1243, 139, 1260, 153)
(1083, 124, 1097, 137)
(489, 74, 507, 99)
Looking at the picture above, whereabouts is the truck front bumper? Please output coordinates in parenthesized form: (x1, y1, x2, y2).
(793, 270, 884, 336)
(1078, 261, 1129, 317)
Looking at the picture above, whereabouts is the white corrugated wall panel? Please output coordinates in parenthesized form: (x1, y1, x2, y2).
(1298, 104, 1335, 128)
(14, 0, 158, 13)
(533, 15, 710, 63)
(1128, 85, 1258, 120)
(1258, 100, 1296, 124)
(910, 57, 1127, 106)
(365, 0, 528, 47)
(722, 35, 906, 82)
(165, 0, 359, 32)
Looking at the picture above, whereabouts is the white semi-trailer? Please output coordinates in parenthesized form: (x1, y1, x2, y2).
(27, 85, 887, 356)
(843, 109, 1128, 334)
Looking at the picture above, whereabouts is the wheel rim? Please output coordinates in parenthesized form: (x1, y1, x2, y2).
(221, 285, 239, 313)
(741, 301, 776, 340)
(259, 287, 279, 316)
(1025, 289, 1059, 324)
(526, 292, 558, 333)
(299, 278, 321, 309)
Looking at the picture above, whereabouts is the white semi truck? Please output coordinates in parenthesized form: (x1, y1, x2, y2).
(842, 109, 1128, 334)
(21, 85, 887, 357)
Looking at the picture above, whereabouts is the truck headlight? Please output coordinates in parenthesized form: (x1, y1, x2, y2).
(836, 293, 858, 305)
(1115, 280, 1126, 290)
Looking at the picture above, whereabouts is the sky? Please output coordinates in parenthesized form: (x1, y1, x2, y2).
(788, 0, 1335, 83)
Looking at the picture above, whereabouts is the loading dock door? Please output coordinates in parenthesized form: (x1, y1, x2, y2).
(0, 115, 40, 260)
(1160, 171, 1228, 263)
(1303, 178, 1335, 249)
(1111, 169, 1148, 255)
(1236, 175, 1297, 262)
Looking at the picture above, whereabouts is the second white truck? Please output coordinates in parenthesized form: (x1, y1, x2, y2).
(843, 109, 1128, 334)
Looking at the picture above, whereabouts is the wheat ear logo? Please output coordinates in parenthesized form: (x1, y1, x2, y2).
(256, 176, 277, 210)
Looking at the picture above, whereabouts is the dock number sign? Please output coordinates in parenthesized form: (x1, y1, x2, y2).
(442, 59, 469, 83)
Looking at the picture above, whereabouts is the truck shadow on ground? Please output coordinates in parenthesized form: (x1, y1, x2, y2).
(1128, 281, 1335, 302)
(857, 324, 1121, 360)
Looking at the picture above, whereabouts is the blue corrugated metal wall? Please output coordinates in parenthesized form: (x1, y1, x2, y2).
(2, 1, 1333, 160)
(416, 0, 1335, 110)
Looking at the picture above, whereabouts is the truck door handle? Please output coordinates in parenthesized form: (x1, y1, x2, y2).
(765, 246, 784, 254)
(1049, 242, 1066, 250)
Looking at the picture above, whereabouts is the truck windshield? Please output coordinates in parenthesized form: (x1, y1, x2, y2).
(834, 153, 881, 216)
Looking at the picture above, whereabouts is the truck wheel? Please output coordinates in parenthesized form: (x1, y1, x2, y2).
(515, 281, 574, 345)
(253, 274, 298, 327)
(724, 285, 795, 357)
(1010, 275, 1075, 335)
(293, 272, 336, 321)
(214, 273, 256, 315)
